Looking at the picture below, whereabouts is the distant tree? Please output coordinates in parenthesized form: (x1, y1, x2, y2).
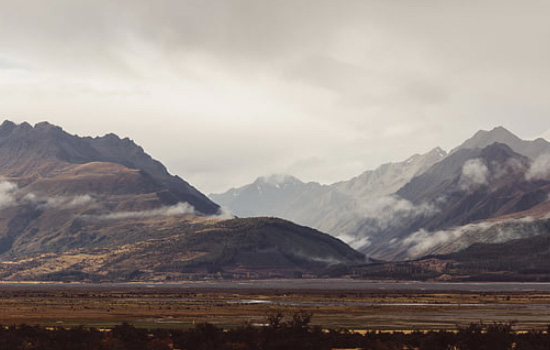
(111, 323, 148, 350)
(174, 322, 224, 350)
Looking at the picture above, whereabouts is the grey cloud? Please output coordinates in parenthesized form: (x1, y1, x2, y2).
(403, 227, 475, 258)
(346, 236, 372, 251)
(290, 249, 351, 266)
(44, 195, 94, 209)
(23, 193, 95, 209)
(526, 154, 550, 181)
(0, 56, 25, 70)
(285, 54, 451, 110)
(337, 195, 438, 251)
(0, 1, 126, 73)
(91, 202, 198, 220)
(120, 0, 367, 60)
(0, 179, 233, 223)
(214, 207, 235, 220)
(7, 0, 548, 77)
(285, 56, 371, 94)
(459, 158, 489, 191)
(491, 158, 525, 180)
(0, 182, 96, 211)
(0, 0, 354, 73)
(402, 216, 540, 259)
(88, 202, 234, 221)
(0, 181, 18, 209)
(358, 195, 437, 231)
(1, 1, 550, 193)
(459, 157, 528, 192)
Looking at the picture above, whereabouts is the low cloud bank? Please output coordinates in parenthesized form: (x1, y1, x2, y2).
(358, 195, 437, 231)
(290, 249, 349, 265)
(0, 181, 95, 210)
(336, 195, 438, 252)
(98, 202, 198, 220)
(24, 193, 95, 209)
(91, 203, 234, 221)
(526, 154, 550, 181)
(459, 158, 489, 191)
(491, 158, 524, 179)
(403, 223, 492, 257)
(345, 235, 371, 250)
(0, 180, 234, 221)
(402, 216, 540, 258)
(0, 181, 17, 209)
(214, 206, 235, 219)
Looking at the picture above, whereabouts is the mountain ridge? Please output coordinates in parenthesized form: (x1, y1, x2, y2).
(214, 127, 550, 262)
(0, 120, 219, 214)
(451, 126, 550, 160)
(0, 120, 365, 280)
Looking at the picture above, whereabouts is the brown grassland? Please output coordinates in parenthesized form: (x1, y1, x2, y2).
(1, 285, 550, 331)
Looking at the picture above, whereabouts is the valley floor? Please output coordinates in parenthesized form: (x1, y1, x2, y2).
(1, 280, 550, 331)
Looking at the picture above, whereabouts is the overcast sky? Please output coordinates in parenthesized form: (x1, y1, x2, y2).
(1, 0, 549, 193)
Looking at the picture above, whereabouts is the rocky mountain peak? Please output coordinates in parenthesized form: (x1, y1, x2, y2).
(452, 126, 521, 153)
(451, 126, 550, 161)
(34, 121, 62, 131)
(0, 120, 219, 214)
(256, 174, 303, 186)
(403, 147, 447, 166)
(0, 120, 16, 132)
(430, 147, 447, 158)
(479, 142, 519, 162)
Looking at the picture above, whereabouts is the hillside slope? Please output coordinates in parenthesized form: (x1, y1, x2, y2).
(0, 121, 365, 280)
(355, 224, 550, 282)
(0, 216, 365, 281)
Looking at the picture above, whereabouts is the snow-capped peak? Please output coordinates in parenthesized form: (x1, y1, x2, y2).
(432, 147, 447, 158)
(256, 174, 302, 187)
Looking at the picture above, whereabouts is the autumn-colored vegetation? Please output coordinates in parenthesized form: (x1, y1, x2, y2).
(1, 316, 550, 350)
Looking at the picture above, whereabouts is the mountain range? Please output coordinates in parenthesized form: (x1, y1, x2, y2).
(0, 121, 364, 281)
(211, 147, 447, 246)
(212, 127, 550, 262)
(1, 120, 550, 282)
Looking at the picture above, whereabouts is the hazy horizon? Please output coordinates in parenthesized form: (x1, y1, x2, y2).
(1, 1, 549, 193)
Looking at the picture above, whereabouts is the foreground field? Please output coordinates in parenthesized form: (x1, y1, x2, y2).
(1, 281, 550, 331)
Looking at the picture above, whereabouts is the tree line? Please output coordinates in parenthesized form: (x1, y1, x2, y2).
(0, 313, 549, 350)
